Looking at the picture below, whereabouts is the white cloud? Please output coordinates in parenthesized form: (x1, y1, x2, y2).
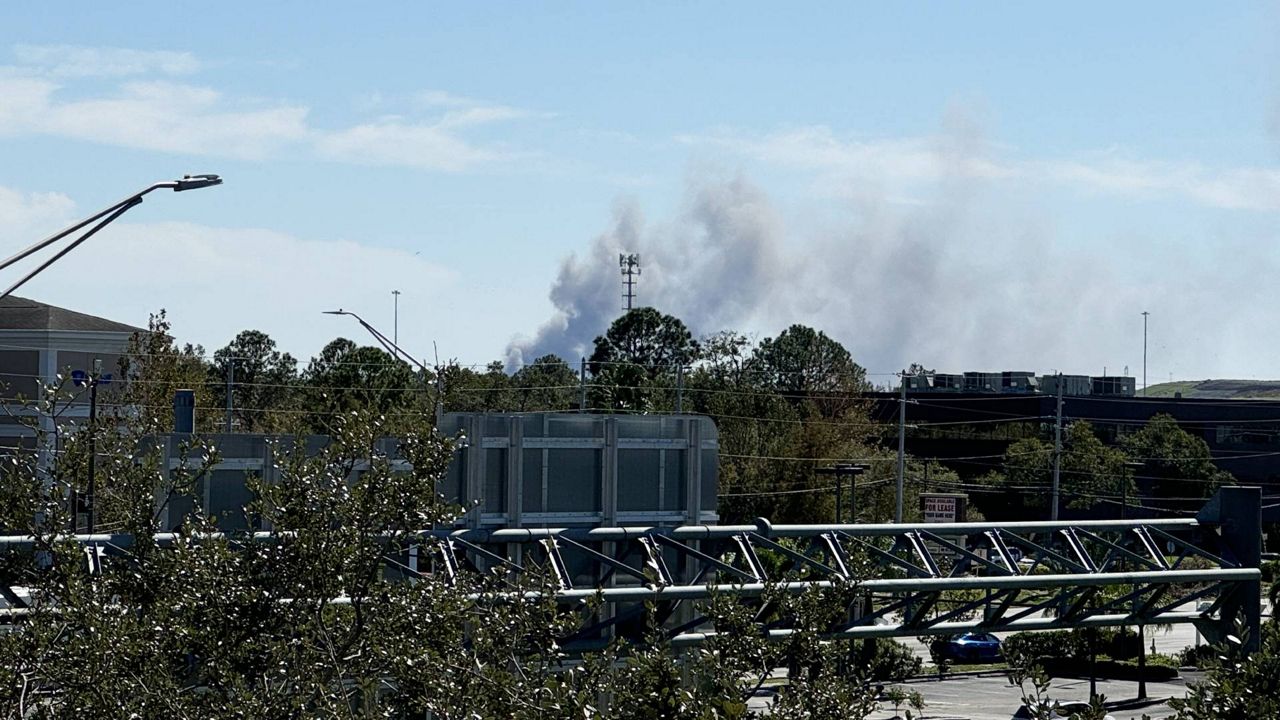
(685, 125, 1280, 213)
(0, 185, 463, 359)
(0, 47, 538, 170)
(13, 44, 200, 77)
(0, 74, 311, 160)
(0, 186, 77, 243)
(315, 117, 521, 171)
(1042, 156, 1280, 212)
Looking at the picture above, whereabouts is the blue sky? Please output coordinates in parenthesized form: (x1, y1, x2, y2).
(1, 3, 1278, 382)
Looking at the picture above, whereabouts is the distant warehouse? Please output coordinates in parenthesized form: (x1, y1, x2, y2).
(907, 370, 1134, 397)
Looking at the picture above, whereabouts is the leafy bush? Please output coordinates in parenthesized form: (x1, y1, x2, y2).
(860, 638, 923, 682)
(1260, 558, 1279, 584)
(1177, 643, 1220, 668)
(1169, 620, 1280, 718)
(1003, 630, 1085, 667)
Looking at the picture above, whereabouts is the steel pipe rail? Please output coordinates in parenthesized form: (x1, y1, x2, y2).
(0, 487, 1262, 655)
(668, 611, 1207, 647)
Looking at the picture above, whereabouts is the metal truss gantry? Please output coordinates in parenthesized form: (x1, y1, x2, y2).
(0, 489, 1262, 655)
(424, 487, 1262, 653)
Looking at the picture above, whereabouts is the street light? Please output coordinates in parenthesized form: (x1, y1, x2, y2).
(816, 463, 868, 524)
(392, 289, 401, 346)
(0, 175, 223, 301)
(322, 309, 431, 375)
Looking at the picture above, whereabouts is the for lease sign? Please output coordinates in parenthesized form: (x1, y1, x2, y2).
(923, 495, 956, 523)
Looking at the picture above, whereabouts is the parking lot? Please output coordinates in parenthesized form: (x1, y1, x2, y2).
(747, 672, 1196, 719)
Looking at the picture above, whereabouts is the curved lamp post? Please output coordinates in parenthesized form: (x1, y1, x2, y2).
(321, 309, 431, 375)
(0, 174, 223, 301)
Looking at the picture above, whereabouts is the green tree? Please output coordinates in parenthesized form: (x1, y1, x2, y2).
(748, 324, 869, 419)
(1123, 413, 1233, 509)
(301, 338, 422, 429)
(0, 400, 890, 718)
(689, 329, 885, 524)
(208, 329, 299, 433)
(115, 309, 214, 433)
(510, 353, 579, 411)
(589, 307, 699, 411)
(1061, 421, 1136, 513)
(976, 423, 1136, 519)
(440, 360, 515, 413)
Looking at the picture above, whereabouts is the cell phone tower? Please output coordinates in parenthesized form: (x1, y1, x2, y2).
(619, 253, 641, 311)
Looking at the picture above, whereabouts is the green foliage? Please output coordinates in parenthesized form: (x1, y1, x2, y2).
(1122, 413, 1234, 508)
(688, 328, 887, 525)
(1176, 643, 1219, 668)
(860, 638, 923, 682)
(208, 328, 299, 433)
(589, 307, 699, 411)
(1169, 620, 1280, 719)
(918, 634, 951, 674)
(748, 324, 869, 417)
(301, 337, 422, 428)
(977, 422, 1134, 518)
(1061, 421, 1135, 511)
(0, 355, 894, 718)
(510, 353, 579, 411)
(1003, 630, 1085, 668)
(116, 309, 215, 434)
(881, 686, 926, 720)
(439, 360, 513, 412)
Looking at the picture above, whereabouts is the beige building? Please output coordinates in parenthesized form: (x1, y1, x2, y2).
(0, 295, 141, 449)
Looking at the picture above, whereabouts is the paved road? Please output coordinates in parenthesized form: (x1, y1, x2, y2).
(747, 673, 1196, 719)
(901, 621, 1205, 665)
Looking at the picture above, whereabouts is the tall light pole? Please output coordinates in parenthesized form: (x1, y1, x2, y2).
(323, 309, 430, 375)
(895, 370, 907, 523)
(1141, 311, 1149, 396)
(0, 175, 222, 301)
(324, 308, 437, 422)
(392, 290, 401, 346)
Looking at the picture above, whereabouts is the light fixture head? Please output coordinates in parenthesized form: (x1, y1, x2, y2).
(173, 174, 222, 192)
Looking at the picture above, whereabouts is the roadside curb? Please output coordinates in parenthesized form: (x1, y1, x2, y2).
(902, 670, 1011, 683)
(1107, 695, 1174, 711)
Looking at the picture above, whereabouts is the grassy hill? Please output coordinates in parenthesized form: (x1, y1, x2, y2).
(1142, 379, 1280, 400)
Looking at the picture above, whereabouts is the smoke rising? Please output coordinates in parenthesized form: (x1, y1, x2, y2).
(505, 175, 791, 368)
(510, 115, 1280, 381)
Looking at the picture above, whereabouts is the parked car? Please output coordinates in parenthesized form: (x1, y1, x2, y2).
(943, 632, 1002, 661)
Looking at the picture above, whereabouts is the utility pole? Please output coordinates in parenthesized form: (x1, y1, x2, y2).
(1141, 310, 1149, 396)
(224, 359, 234, 433)
(86, 359, 101, 535)
(393, 289, 401, 346)
(579, 357, 587, 411)
(619, 253, 641, 311)
(1051, 373, 1064, 521)
(676, 363, 684, 413)
(896, 370, 907, 523)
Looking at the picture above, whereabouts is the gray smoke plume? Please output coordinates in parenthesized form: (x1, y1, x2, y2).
(505, 174, 790, 368)
(509, 111, 1280, 380)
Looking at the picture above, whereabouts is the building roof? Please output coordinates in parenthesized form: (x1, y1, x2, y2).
(0, 296, 143, 334)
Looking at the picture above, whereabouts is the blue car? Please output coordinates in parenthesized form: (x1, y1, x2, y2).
(943, 632, 1002, 662)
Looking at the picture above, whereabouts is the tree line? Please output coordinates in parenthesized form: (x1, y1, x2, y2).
(116, 306, 1236, 526)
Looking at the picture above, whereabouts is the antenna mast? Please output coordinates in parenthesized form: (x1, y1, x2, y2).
(619, 253, 641, 311)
